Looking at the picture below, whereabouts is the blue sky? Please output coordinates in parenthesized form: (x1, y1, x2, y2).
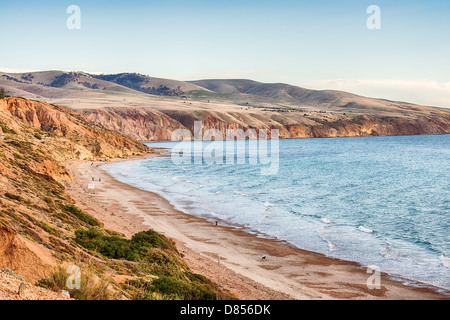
(1, 0, 450, 106)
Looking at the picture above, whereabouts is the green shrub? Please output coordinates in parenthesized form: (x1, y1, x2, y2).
(60, 204, 100, 226)
(13, 153, 24, 160)
(36, 264, 117, 300)
(0, 123, 17, 134)
(131, 229, 176, 251)
(74, 228, 237, 300)
(138, 248, 187, 278)
(42, 223, 58, 235)
(149, 276, 217, 300)
(74, 228, 176, 261)
(36, 265, 68, 292)
(34, 133, 43, 140)
(75, 228, 139, 261)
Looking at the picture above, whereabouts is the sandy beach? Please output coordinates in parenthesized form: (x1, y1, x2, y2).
(62, 154, 450, 300)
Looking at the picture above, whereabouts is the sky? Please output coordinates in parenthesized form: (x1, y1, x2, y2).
(1, 0, 450, 107)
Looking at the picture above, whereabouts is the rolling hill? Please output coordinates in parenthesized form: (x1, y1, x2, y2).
(93, 73, 210, 96)
(1, 70, 449, 141)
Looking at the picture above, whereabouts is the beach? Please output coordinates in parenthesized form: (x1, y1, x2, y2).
(62, 154, 450, 300)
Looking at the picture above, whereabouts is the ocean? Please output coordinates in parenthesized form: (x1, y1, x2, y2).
(101, 134, 450, 291)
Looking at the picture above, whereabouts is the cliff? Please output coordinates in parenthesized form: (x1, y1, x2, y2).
(82, 107, 186, 142)
(0, 97, 234, 300)
(1, 98, 150, 162)
(3, 70, 449, 141)
(0, 97, 151, 284)
(81, 107, 450, 141)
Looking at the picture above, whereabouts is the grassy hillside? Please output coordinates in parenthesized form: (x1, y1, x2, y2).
(93, 73, 209, 96)
(0, 96, 235, 300)
(0, 71, 146, 100)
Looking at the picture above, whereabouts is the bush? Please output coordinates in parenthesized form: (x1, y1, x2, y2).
(34, 133, 43, 140)
(42, 223, 57, 235)
(61, 204, 100, 226)
(74, 228, 237, 300)
(131, 229, 175, 251)
(0, 123, 17, 134)
(138, 248, 187, 278)
(74, 228, 176, 261)
(36, 265, 68, 292)
(149, 276, 217, 300)
(36, 264, 117, 300)
(13, 153, 24, 160)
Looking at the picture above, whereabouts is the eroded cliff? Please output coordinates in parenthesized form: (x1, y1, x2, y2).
(0, 97, 235, 300)
(81, 106, 450, 141)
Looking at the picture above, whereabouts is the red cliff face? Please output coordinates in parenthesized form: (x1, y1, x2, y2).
(0, 98, 150, 161)
(79, 107, 450, 141)
(283, 116, 450, 138)
(81, 107, 186, 141)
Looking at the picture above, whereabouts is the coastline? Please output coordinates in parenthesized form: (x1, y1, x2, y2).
(62, 154, 450, 300)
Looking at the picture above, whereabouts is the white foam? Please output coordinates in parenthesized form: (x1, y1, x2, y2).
(381, 244, 394, 259)
(172, 175, 187, 181)
(440, 255, 450, 269)
(318, 228, 337, 252)
(321, 218, 332, 224)
(233, 190, 248, 196)
(264, 202, 275, 207)
(358, 225, 374, 233)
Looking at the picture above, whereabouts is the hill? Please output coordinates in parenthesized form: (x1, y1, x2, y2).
(1, 70, 449, 141)
(0, 71, 144, 99)
(93, 73, 210, 96)
(0, 96, 235, 300)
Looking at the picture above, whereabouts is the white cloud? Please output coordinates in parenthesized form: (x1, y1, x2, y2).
(305, 79, 450, 108)
(0, 67, 42, 74)
(0, 68, 105, 75)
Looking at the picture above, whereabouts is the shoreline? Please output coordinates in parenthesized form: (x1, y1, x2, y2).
(62, 154, 450, 300)
(140, 133, 450, 143)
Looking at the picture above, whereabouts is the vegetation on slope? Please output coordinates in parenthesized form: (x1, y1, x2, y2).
(0, 96, 235, 300)
(93, 73, 196, 96)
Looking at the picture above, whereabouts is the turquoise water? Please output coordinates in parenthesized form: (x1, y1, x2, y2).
(102, 134, 450, 291)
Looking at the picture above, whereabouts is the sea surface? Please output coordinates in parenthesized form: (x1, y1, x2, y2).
(101, 134, 450, 291)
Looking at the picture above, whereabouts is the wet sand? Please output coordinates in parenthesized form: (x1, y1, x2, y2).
(62, 155, 450, 300)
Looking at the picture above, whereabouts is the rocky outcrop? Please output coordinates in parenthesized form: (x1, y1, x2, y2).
(0, 268, 71, 300)
(0, 226, 56, 283)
